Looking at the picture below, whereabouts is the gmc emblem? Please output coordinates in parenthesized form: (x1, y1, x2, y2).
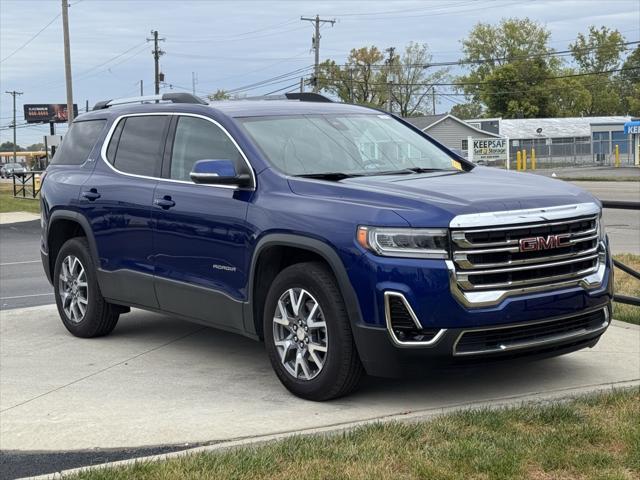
(519, 233, 571, 252)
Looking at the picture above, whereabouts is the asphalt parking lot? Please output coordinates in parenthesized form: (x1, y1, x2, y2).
(0, 179, 639, 479)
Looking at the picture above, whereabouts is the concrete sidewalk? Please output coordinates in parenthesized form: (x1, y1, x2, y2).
(1, 305, 638, 452)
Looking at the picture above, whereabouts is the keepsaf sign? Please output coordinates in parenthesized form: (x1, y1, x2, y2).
(468, 137, 509, 167)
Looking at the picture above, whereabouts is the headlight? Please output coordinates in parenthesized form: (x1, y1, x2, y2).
(357, 226, 449, 259)
(598, 210, 606, 242)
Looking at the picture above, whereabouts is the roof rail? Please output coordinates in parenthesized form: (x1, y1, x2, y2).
(93, 92, 207, 110)
(285, 92, 333, 103)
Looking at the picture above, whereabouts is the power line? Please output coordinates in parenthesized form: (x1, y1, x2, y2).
(333, 40, 640, 69)
(0, 13, 61, 64)
(323, 66, 639, 88)
(226, 66, 314, 94)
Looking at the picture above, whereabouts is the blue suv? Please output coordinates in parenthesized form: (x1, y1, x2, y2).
(40, 92, 612, 400)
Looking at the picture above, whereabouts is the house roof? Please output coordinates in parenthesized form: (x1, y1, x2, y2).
(467, 116, 632, 139)
(403, 114, 447, 130)
(406, 113, 502, 138)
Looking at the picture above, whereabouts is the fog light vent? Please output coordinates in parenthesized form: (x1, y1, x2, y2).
(386, 294, 439, 343)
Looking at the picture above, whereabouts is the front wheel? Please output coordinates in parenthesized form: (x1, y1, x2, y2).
(264, 262, 364, 401)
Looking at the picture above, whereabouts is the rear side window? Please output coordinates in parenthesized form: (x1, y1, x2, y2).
(51, 120, 105, 165)
(107, 116, 169, 177)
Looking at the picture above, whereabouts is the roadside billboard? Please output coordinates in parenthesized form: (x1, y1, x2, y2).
(468, 137, 510, 169)
(23, 104, 78, 124)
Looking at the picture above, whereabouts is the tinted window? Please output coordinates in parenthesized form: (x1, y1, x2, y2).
(51, 120, 105, 165)
(170, 116, 244, 181)
(111, 116, 169, 176)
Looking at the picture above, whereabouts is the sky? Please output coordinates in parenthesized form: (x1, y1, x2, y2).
(1, 0, 639, 146)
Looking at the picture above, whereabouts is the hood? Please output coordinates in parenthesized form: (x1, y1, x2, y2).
(288, 167, 599, 227)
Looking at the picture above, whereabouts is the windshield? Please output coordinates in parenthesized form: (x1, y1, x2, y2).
(237, 114, 460, 176)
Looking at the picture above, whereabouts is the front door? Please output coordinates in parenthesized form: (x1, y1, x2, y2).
(152, 114, 254, 330)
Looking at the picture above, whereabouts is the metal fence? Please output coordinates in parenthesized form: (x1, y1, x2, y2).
(12, 171, 43, 199)
(509, 138, 635, 169)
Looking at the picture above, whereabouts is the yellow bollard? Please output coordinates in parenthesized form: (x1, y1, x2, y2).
(35, 174, 41, 192)
(522, 149, 527, 171)
(516, 150, 522, 171)
(531, 148, 536, 170)
(615, 144, 620, 167)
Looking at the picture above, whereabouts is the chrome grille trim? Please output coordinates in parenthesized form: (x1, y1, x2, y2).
(452, 307, 609, 356)
(448, 203, 606, 307)
(456, 253, 600, 290)
(454, 240, 598, 270)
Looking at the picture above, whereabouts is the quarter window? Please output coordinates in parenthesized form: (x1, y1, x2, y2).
(170, 116, 244, 181)
(51, 120, 105, 165)
(108, 116, 169, 177)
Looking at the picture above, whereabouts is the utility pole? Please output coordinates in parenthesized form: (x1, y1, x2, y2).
(139, 80, 144, 96)
(61, 0, 74, 125)
(5, 90, 23, 162)
(385, 47, 396, 113)
(301, 15, 335, 92)
(192, 72, 197, 95)
(300, 77, 304, 93)
(432, 86, 436, 115)
(147, 30, 165, 95)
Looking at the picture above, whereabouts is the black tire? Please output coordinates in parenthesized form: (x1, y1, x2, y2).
(53, 237, 119, 338)
(264, 262, 364, 401)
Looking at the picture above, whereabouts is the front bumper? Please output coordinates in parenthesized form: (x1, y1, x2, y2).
(354, 304, 611, 377)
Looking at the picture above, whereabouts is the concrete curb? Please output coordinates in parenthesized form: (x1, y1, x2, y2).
(0, 212, 39, 225)
(20, 380, 640, 480)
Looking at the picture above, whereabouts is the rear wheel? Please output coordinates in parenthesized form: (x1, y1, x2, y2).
(53, 237, 119, 337)
(264, 262, 363, 401)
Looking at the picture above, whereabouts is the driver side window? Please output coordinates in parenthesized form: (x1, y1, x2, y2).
(170, 116, 244, 181)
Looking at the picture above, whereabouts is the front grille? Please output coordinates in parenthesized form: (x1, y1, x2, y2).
(454, 308, 608, 356)
(386, 294, 440, 343)
(451, 214, 600, 291)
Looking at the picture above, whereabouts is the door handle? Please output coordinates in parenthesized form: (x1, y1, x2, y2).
(81, 189, 101, 201)
(154, 196, 176, 209)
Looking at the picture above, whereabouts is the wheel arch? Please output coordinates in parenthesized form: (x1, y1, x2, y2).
(244, 234, 363, 340)
(47, 210, 99, 281)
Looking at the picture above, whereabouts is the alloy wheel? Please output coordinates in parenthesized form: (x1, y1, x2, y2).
(58, 255, 88, 323)
(272, 288, 328, 380)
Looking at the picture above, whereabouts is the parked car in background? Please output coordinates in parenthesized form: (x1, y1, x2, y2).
(40, 93, 612, 401)
(1, 162, 27, 178)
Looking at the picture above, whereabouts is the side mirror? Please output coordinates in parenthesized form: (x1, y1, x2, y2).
(190, 159, 252, 187)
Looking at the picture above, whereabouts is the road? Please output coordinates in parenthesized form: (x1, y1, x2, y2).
(0, 180, 638, 311)
(0, 220, 52, 310)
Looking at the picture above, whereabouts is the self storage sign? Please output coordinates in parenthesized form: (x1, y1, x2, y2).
(472, 138, 508, 162)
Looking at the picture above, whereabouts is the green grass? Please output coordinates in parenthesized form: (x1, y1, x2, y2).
(0, 182, 40, 214)
(613, 254, 640, 325)
(68, 388, 639, 480)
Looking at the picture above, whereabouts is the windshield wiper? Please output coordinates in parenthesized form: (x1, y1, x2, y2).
(405, 167, 453, 173)
(295, 172, 361, 181)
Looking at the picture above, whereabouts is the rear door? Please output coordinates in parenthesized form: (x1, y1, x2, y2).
(152, 114, 254, 330)
(83, 114, 170, 308)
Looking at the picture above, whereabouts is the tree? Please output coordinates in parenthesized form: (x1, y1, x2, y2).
(26, 143, 45, 151)
(388, 42, 449, 117)
(208, 89, 232, 101)
(450, 102, 483, 119)
(570, 26, 626, 115)
(317, 46, 387, 107)
(0, 141, 23, 152)
(457, 18, 561, 118)
(618, 46, 640, 115)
